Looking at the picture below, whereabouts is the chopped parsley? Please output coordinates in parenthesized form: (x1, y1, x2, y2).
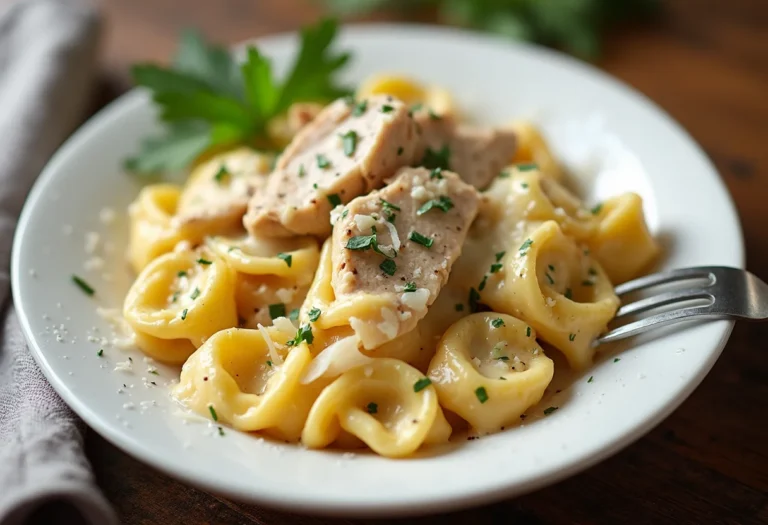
(308, 307, 322, 322)
(327, 193, 342, 207)
(149, 369, 159, 375)
(417, 196, 454, 215)
(421, 144, 450, 170)
(190, 287, 201, 300)
(569, 333, 576, 341)
(521, 182, 529, 189)
(298, 164, 305, 178)
(366, 402, 378, 414)
(171, 291, 180, 303)
(177, 271, 187, 278)
(380, 258, 397, 276)
(397, 146, 404, 156)
(287, 324, 314, 346)
(288, 308, 300, 321)
(468, 287, 481, 313)
(565, 288, 573, 299)
(269, 303, 286, 320)
(455, 303, 464, 312)
(379, 199, 401, 211)
(352, 99, 367, 116)
(265, 360, 273, 367)
(478, 275, 488, 291)
(430, 167, 443, 179)
(413, 377, 432, 392)
(543, 406, 558, 416)
(218, 427, 225, 437)
(316, 153, 331, 169)
(72, 275, 94, 296)
(591, 203, 603, 215)
(208, 405, 218, 421)
(97, 349, 104, 357)
(380, 104, 394, 113)
(403, 282, 417, 292)
(518, 239, 533, 256)
(213, 165, 230, 183)
(495, 251, 506, 262)
(428, 109, 442, 120)
(277, 253, 292, 267)
(490, 263, 502, 273)
(408, 230, 433, 248)
(545, 273, 555, 285)
(526, 326, 532, 337)
(491, 318, 505, 328)
(588, 376, 594, 383)
(181, 308, 188, 320)
(197, 258, 212, 265)
(346, 233, 377, 250)
(614, 357, 621, 363)
(475, 386, 489, 404)
(516, 163, 538, 172)
(340, 130, 357, 157)
(409, 103, 423, 114)
(498, 170, 510, 178)
(313, 183, 319, 190)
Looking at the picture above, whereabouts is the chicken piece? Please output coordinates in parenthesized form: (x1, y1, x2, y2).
(244, 95, 420, 238)
(329, 166, 480, 349)
(175, 147, 273, 240)
(412, 109, 517, 190)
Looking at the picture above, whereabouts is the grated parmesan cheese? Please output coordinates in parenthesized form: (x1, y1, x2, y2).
(257, 323, 284, 365)
(401, 288, 430, 312)
(353, 214, 376, 232)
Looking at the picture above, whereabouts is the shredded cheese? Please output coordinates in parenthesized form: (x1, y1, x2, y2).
(257, 323, 284, 366)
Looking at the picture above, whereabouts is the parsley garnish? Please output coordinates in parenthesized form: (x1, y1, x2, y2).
(591, 203, 603, 215)
(569, 333, 576, 341)
(316, 153, 331, 169)
(277, 253, 292, 267)
(340, 130, 357, 157)
(380, 258, 397, 276)
(181, 308, 188, 320)
(545, 273, 554, 285)
(308, 307, 322, 322)
(430, 167, 443, 179)
(526, 326, 532, 337)
(197, 258, 212, 265)
(468, 287, 481, 313)
(581, 280, 594, 286)
(298, 164, 305, 178)
(408, 231, 433, 248)
(614, 357, 621, 362)
(397, 146, 404, 156)
(288, 308, 300, 321)
(72, 275, 95, 296)
(518, 239, 533, 255)
(492, 318, 505, 328)
(417, 196, 454, 215)
(287, 324, 314, 346)
(208, 405, 218, 421)
(475, 386, 489, 403)
(428, 109, 441, 120)
(516, 163, 538, 172)
(521, 182, 529, 188)
(346, 233, 377, 250)
(269, 303, 286, 319)
(97, 349, 104, 357)
(190, 287, 201, 300)
(543, 406, 558, 416)
(380, 198, 400, 211)
(213, 165, 230, 183)
(125, 19, 351, 175)
(565, 288, 573, 299)
(478, 275, 488, 291)
(218, 427, 225, 436)
(490, 263, 502, 273)
(588, 376, 594, 383)
(548, 264, 556, 272)
(413, 377, 432, 392)
(403, 282, 417, 292)
(327, 193, 342, 207)
(421, 144, 450, 170)
(380, 105, 394, 113)
(177, 271, 187, 278)
(498, 170, 510, 178)
(495, 251, 506, 262)
(366, 402, 378, 414)
(352, 99, 367, 116)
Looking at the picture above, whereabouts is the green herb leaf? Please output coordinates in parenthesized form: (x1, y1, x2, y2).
(181, 308, 188, 320)
(380, 258, 397, 276)
(469, 287, 481, 313)
(366, 402, 378, 414)
(327, 193, 342, 207)
(379, 198, 401, 211)
(543, 406, 558, 416)
(277, 252, 292, 267)
(495, 251, 506, 262)
(526, 326, 532, 337)
(208, 405, 218, 421)
(190, 287, 201, 300)
(565, 288, 573, 299)
(97, 349, 104, 357)
(516, 163, 538, 172)
(197, 258, 212, 265)
(518, 238, 533, 255)
(591, 203, 603, 215)
(490, 263, 502, 273)
(269, 303, 286, 319)
(417, 196, 454, 215)
(287, 323, 314, 347)
(308, 307, 322, 322)
(72, 275, 95, 296)
(413, 377, 432, 392)
(289, 308, 300, 321)
(403, 282, 417, 292)
(316, 153, 331, 169)
(475, 386, 489, 403)
(340, 129, 358, 156)
(213, 165, 230, 183)
(380, 104, 394, 113)
(588, 376, 594, 383)
(420, 144, 450, 170)
(408, 231, 433, 248)
(491, 318, 505, 328)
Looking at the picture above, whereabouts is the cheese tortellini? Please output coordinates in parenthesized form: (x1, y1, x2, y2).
(118, 73, 659, 458)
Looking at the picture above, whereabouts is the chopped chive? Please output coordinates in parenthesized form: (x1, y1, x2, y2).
(413, 377, 432, 392)
(591, 203, 603, 215)
(495, 251, 506, 262)
(266, 360, 272, 367)
(181, 308, 188, 320)
(469, 287, 481, 313)
(478, 275, 488, 291)
(308, 307, 321, 322)
(518, 239, 533, 255)
(545, 273, 554, 285)
(380, 199, 401, 211)
(97, 349, 104, 357)
(455, 303, 464, 312)
(288, 308, 300, 321)
(366, 402, 378, 414)
(298, 164, 305, 178)
(277, 253, 292, 267)
(403, 282, 417, 292)
(408, 231, 433, 248)
(526, 326, 532, 337)
(516, 163, 538, 171)
(380, 105, 394, 113)
(490, 263, 502, 273)
(352, 100, 367, 116)
(380, 258, 397, 276)
(543, 406, 558, 416)
(491, 318, 505, 328)
(208, 406, 218, 421)
(569, 333, 576, 341)
(327, 193, 342, 207)
(565, 288, 573, 299)
(417, 196, 454, 215)
(340, 130, 357, 157)
(614, 357, 621, 363)
(72, 275, 94, 296)
(196, 258, 212, 265)
(190, 287, 200, 300)
(316, 154, 331, 169)
(213, 165, 230, 183)
(588, 376, 594, 383)
(475, 386, 489, 404)
(269, 303, 286, 320)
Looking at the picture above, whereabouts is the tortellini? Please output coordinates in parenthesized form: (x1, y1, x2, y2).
(506, 121, 564, 182)
(127, 184, 186, 273)
(302, 358, 452, 457)
(428, 313, 554, 432)
(357, 73, 457, 117)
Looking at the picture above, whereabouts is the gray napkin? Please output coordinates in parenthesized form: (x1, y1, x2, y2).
(0, 1, 117, 524)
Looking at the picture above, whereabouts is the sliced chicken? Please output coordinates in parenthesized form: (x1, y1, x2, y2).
(175, 147, 273, 240)
(412, 108, 517, 190)
(244, 95, 420, 238)
(329, 166, 480, 349)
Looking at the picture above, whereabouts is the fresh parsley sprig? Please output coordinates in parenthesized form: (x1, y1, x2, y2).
(125, 19, 352, 175)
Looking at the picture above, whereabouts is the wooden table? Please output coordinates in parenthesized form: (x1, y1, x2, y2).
(87, 1, 768, 523)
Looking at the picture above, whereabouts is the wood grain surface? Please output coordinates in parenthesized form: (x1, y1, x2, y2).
(87, 0, 768, 523)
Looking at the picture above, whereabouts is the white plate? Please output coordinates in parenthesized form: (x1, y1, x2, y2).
(12, 24, 744, 516)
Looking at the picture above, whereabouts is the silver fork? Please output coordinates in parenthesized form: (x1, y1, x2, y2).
(596, 266, 768, 344)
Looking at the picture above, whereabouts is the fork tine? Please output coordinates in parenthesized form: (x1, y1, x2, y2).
(615, 289, 714, 319)
(614, 267, 714, 297)
(596, 306, 725, 345)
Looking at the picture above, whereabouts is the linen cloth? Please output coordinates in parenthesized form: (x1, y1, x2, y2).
(0, 1, 117, 523)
